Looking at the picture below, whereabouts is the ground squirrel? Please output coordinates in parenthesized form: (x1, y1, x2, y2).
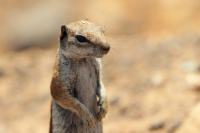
(49, 20, 110, 133)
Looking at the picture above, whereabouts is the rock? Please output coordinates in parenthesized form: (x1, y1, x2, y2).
(167, 119, 182, 133)
(181, 61, 200, 73)
(149, 120, 165, 131)
(185, 74, 200, 91)
(5, 1, 71, 51)
(176, 103, 200, 133)
(0, 68, 4, 77)
(151, 72, 164, 86)
(110, 96, 120, 106)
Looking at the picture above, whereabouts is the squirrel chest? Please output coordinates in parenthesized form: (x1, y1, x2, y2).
(74, 58, 99, 113)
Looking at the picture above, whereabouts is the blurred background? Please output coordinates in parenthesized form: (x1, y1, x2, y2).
(0, 0, 200, 133)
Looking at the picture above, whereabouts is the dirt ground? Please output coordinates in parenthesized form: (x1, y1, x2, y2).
(0, 0, 200, 133)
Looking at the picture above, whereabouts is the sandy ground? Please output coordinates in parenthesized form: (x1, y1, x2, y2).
(1, 33, 200, 133)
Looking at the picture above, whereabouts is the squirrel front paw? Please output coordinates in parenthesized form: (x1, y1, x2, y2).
(96, 100, 108, 121)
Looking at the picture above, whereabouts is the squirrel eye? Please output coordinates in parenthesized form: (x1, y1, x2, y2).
(75, 35, 88, 43)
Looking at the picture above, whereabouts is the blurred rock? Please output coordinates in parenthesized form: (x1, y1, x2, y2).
(149, 120, 165, 131)
(176, 103, 200, 133)
(167, 119, 182, 133)
(0, 68, 5, 77)
(151, 72, 164, 86)
(181, 61, 200, 73)
(4, 1, 77, 51)
(7, 2, 65, 50)
(110, 96, 120, 106)
(185, 74, 200, 91)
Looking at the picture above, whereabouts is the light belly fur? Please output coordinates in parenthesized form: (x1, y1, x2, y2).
(76, 60, 99, 114)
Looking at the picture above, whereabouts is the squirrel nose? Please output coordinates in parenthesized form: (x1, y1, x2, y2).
(101, 45, 110, 53)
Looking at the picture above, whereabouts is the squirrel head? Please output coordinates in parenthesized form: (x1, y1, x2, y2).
(59, 20, 110, 58)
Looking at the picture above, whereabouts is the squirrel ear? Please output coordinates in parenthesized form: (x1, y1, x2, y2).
(60, 25, 68, 41)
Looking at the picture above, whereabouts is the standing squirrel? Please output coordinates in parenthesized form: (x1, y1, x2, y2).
(49, 20, 110, 133)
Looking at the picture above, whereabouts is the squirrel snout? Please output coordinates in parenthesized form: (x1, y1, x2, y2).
(101, 45, 110, 54)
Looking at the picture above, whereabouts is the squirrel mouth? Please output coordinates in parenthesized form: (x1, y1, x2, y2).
(95, 53, 105, 58)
